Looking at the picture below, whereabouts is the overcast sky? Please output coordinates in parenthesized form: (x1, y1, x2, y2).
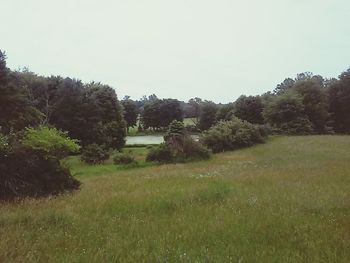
(1, 0, 349, 103)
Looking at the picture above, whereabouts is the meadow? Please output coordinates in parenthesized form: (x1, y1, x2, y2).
(1, 136, 350, 262)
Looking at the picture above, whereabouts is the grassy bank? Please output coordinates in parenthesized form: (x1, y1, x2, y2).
(1, 136, 350, 262)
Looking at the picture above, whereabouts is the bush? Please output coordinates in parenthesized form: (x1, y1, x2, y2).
(182, 136, 211, 161)
(0, 128, 81, 201)
(278, 117, 313, 135)
(201, 118, 267, 153)
(146, 121, 211, 163)
(81, 144, 110, 164)
(0, 148, 80, 200)
(113, 151, 137, 165)
(146, 143, 173, 163)
(263, 92, 314, 135)
(21, 126, 80, 159)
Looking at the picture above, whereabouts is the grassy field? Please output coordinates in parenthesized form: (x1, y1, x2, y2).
(1, 136, 350, 262)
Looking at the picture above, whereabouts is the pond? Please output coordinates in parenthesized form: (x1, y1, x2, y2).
(125, 135, 200, 145)
(126, 135, 164, 145)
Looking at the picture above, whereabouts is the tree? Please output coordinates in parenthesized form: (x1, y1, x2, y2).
(121, 98, 138, 131)
(0, 50, 9, 85)
(141, 99, 183, 130)
(293, 79, 329, 133)
(233, 95, 264, 124)
(0, 51, 42, 133)
(328, 69, 350, 133)
(159, 99, 183, 127)
(141, 99, 162, 129)
(186, 97, 203, 124)
(216, 103, 235, 122)
(263, 92, 313, 134)
(79, 82, 126, 149)
(198, 101, 218, 131)
(274, 78, 295, 95)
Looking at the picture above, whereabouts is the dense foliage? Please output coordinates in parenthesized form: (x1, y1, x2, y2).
(141, 98, 183, 130)
(146, 121, 210, 163)
(263, 92, 313, 135)
(21, 126, 80, 160)
(81, 144, 110, 165)
(5, 66, 126, 149)
(328, 69, 350, 133)
(198, 101, 218, 131)
(121, 97, 138, 131)
(146, 144, 174, 163)
(233, 95, 264, 124)
(201, 118, 267, 153)
(113, 151, 137, 165)
(0, 127, 80, 200)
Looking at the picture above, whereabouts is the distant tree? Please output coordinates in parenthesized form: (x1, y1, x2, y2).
(198, 101, 218, 131)
(216, 103, 235, 121)
(21, 77, 127, 149)
(293, 79, 329, 133)
(0, 51, 42, 133)
(274, 73, 325, 95)
(80, 83, 126, 149)
(187, 97, 203, 124)
(295, 72, 314, 81)
(141, 99, 183, 130)
(274, 78, 295, 95)
(233, 95, 264, 124)
(141, 99, 162, 129)
(263, 92, 313, 134)
(0, 50, 9, 85)
(159, 99, 183, 127)
(121, 98, 138, 131)
(328, 69, 350, 133)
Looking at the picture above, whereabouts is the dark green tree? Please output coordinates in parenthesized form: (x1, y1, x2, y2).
(0, 51, 42, 133)
(198, 101, 218, 131)
(233, 95, 264, 124)
(328, 69, 350, 133)
(186, 97, 203, 124)
(121, 98, 138, 131)
(159, 99, 183, 127)
(216, 103, 235, 121)
(141, 99, 183, 130)
(293, 79, 329, 133)
(263, 92, 313, 134)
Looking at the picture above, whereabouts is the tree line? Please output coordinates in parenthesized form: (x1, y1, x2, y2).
(1, 49, 350, 148)
(121, 71, 350, 135)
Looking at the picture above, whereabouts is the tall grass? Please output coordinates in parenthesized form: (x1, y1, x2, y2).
(1, 136, 350, 262)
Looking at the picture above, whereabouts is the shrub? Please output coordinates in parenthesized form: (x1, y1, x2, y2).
(0, 148, 80, 200)
(146, 143, 173, 163)
(81, 144, 110, 164)
(278, 117, 313, 135)
(21, 126, 80, 159)
(113, 151, 137, 165)
(146, 120, 211, 163)
(182, 136, 211, 161)
(201, 118, 267, 153)
(0, 129, 80, 201)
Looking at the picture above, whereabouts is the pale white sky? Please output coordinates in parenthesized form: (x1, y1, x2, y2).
(1, 0, 349, 103)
